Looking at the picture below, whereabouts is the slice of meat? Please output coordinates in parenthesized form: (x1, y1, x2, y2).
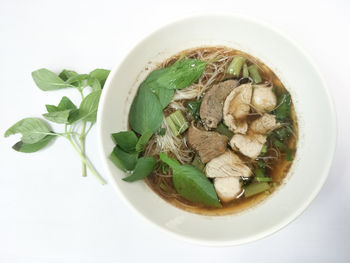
(214, 177, 242, 202)
(223, 83, 252, 134)
(187, 124, 228, 163)
(206, 150, 251, 178)
(250, 113, 280, 134)
(251, 85, 277, 112)
(230, 133, 266, 159)
(200, 80, 238, 129)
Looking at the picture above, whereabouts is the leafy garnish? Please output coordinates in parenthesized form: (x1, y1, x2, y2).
(123, 157, 157, 182)
(109, 146, 138, 171)
(160, 153, 221, 207)
(5, 68, 110, 184)
(187, 100, 201, 122)
(135, 130, 153, 152)
(274, 93, 291, 121)
(112, 131, 138, 153)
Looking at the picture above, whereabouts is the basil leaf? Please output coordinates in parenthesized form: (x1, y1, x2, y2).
(155, 59, 206, 90)
(89, 69, 110, 87)
(78, 90, 101, 122)
(4, 118, 51, 144)
(32, 68, 71, 91)
(12, 135, 54, 153)
(43, 97, 77, 123)
(129, 86, 163, 134)
(274, 93, 291, 121)
(57, 96, 77, 111)
(66, 74, 89, 86)
(87, 77, 101, 91)
(43, 110, 72, 124)
(111, 131, 138, 153)
(135, 130, 153, 152)
(123, 157, 156, 182)
(45, 105, 58, 112)
(58, 70, 78, 81)
(109, 146, 138, 171)
(160, 153, 221, 207)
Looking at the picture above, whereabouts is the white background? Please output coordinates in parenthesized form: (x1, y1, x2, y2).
(1, 0, 349, 262)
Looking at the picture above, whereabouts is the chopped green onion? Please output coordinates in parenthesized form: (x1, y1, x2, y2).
(256, 177, 273, 182)
(254, 168, 265, 178)
(248, 64, 262, 83)
(260, 144, 267, 156)
(244, 182, 270, 197)
(216, 122, 233, 138)
(242, 63, 249, 78)
(165, 110, 189, 136)
(192, 154, 205, 172)
(227, 56, 245, 77)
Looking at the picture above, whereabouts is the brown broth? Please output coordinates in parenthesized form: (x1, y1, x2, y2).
(144, 46, 298, 215)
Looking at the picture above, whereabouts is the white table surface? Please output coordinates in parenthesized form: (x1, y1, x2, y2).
(1, 0, 349, 262)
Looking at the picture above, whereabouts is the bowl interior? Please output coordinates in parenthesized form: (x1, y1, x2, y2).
(97, 15, 336, 245)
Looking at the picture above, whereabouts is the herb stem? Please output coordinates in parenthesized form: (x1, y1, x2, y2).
(80, 121, 87, 177)
(66, 133, 105, 185)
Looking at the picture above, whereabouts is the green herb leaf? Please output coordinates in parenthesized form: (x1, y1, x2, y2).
(4, 118, 52, 144)
(160, 153, 221, 207)
(111, 131, 138, 153)
(87, 77, 101, 91)
(156, 59, 207, 90)
(187, 100, 201, 122)
(12, 135, 55, 153)
(216, 122, 233, 138)
(123, 157, 157, 182)
(274, 93, 291, 121)
(65, 74, 89, 87)
(135, 130, 153, 152)
(78, 90, 102, 122)
(43, 96, 77, 124)
(157, 128, 166, 136)
(58, 69, 78, 81)
(43, 110, 72, 124)
(89, 69, 110, 87)
(129, 86, 163, 134)
(32, 68, 71, 91)
(109, 146, 138, 171)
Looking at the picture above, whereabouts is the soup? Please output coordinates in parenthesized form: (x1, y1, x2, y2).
(110, 46, 297, 215)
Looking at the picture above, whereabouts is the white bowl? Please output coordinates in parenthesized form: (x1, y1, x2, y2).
(97, 14, 337, 246)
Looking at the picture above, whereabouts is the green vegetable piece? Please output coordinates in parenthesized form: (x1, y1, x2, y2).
(87, 77, 101, 91)
(58, 69, 78, 81)
(274, 127, 289, 141)
(242, 63, 249, 78)
(156, 59, 207, 91)
(257, 160, 266, 169)
(216, 122, 233, 138)
(157, 128, 166, 136)
(274, 93, 291, 121)
(32, 68, 71, 91)
(135, 130, 153, 152)
(111, 131, 138, 153)
(4, 118, 52, 144)
(109, 146, 138, 171)
(273, 139, 286, 150)
(129, 85, 164, 135)
(227, 56, 245, 77)
(78, 90, 102, 122)
(123, 157, 157, 182)
(191, 154, 205, 172)
(256, 177, 273, 182)
(165, 110, 189, 136)
(12, 135, 55, 153)
(43, 110, 72, 124)
(160, 153, 221, 207)
(57, 97, 77, 111)
(286, 149, 295, 161)
(260, 144, 268, 156)
(187, 100, 201, 122)
(244, 182, 270, 198)
(65, 74, 89, 86)
(89, 69, 110, 88)
(254, 168, 265, 178)
(248, 64, 262, 84)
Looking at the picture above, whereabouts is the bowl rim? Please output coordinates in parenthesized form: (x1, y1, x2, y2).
(96, 13, 337, 246)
